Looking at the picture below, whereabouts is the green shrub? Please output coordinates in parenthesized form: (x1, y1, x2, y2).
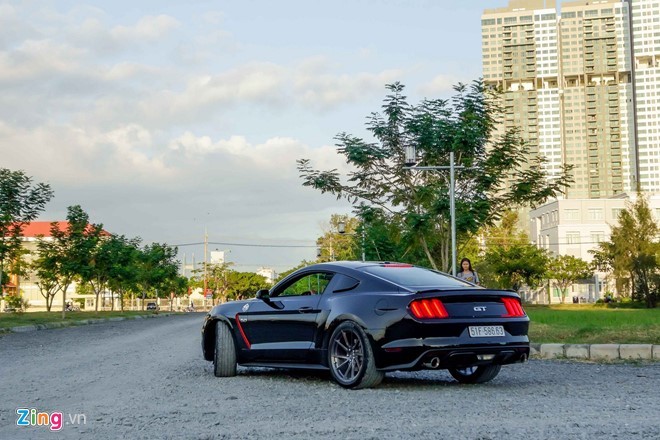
(5, 295, 30, 312)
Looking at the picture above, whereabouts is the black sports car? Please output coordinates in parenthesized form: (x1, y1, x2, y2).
(201, 261, 529, 389)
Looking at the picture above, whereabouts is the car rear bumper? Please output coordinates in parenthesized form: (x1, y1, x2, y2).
(376, 332, 529, 371)
(378, 344, 530, 371)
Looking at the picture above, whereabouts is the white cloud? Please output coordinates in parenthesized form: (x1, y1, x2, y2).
(293, 55, 402, 109)
(110, 15, 180, 42)
(0, 4, 40, 50)
(417, 74, 457, 97)
(104, 62, 162, 81)
(0, 122, 172, 184)
(293, 67, 403, 111)
(135, 63, 287, 127)
(0, 39, 87, 81)
(202, 11, 225, 25)
(168, 132, 348, 173)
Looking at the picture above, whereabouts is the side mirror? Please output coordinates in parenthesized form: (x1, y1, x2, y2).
(255, 289, 270, 301)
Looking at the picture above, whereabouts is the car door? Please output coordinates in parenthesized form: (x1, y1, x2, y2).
(240, 271, 335, 361)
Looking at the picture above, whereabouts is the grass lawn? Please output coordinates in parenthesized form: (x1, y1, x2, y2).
(0, 310, 168, 330)
(526, 304, 660, 344)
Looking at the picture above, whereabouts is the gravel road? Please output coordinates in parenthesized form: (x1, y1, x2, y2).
(0, 314, 658, 440)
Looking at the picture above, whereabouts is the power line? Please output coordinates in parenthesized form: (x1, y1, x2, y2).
(172, 241, 317, 249)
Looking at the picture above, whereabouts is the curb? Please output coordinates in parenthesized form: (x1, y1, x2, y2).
(531, 343, 660, 361)
(1, 313, 176, 335)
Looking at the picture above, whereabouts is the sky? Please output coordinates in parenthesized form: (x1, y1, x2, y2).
(1, 0, 492, 273)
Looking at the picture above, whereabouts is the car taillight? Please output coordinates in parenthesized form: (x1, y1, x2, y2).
(409, 299, 449, 319)
(501, 297, 525, 317)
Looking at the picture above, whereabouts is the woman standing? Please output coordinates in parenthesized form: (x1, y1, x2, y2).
(457, 258, 479, 285)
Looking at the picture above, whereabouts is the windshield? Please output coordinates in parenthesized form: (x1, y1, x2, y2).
(362, 266, 473, 289)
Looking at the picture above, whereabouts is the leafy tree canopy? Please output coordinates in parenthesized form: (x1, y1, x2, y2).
(546, 255, 592, 303)
(591, 194, 660, 307)
(315, 214, 359, 262)
(0, 168, 54, 284)
(484, 243, 549, 292)
(298, 81, 572, 271)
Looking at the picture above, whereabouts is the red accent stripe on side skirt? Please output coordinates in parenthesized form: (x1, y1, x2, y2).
(234, 314, 251, 349)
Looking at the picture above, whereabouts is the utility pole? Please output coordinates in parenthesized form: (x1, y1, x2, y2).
(338, 219, 366, 262)
(361, 228, 366, 262)
(405, 151, 465, 276)
(203, 227, 208, 306)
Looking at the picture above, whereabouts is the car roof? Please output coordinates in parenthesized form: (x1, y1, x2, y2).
(290, 261, 475, 291)
(301, 261, 411, 271)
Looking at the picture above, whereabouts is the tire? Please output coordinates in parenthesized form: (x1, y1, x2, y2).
(328, 321, 384, 389)
(213, 321, 237, 377)
(448, 365, 501, 384)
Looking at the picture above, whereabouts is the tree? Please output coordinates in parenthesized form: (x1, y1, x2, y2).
(484, 243, 549, 293)
(135, 243, 179, 310)
(546, 255, 592, 304)
(162, 275, 189, 311)
(225, 271, 269, 300)
(466, 210, 532, 288)
(298, 81, 572, 271)
(0, 168, 54, 294)
(591, 194, 660, 307)
(48, 206, 103, 318)
(106, 236, 142, 311)
(206, 262, 234, 305)
(316, 214, 359, 262)
(30, 241, 60, 311)
(87, 234, 140, 312)
(274, 261, 315, 283)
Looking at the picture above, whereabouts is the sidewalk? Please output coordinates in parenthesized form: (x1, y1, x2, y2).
(531, 343, 660, 361)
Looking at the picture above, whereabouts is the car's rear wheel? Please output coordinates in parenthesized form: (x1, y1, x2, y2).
(328, 321, 384, 389)
(448, 365, 501, 384)
(213, 321, 237, 377)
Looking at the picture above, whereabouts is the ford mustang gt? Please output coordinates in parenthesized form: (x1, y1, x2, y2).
(201, 261, 529, 389)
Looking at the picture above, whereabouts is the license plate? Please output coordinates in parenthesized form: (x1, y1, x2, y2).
(468, 325, 505, 337)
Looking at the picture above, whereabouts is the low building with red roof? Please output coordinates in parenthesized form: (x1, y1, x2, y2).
(2, 221, 110, 310)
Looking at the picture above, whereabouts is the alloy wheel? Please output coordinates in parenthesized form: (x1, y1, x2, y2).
(330, 328, 365, 384)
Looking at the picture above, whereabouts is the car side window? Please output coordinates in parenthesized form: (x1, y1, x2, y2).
(331, 274, 360, 293)
(278, 272, 334, 297)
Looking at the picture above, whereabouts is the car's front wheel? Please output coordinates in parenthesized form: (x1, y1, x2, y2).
(448, 365, 501, 384)
(213, 321, 237, 377)
(328, 321, 384, 389)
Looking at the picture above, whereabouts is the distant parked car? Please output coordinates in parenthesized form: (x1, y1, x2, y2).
(201, 261, 530, 389)
(146, 302, 159, 311)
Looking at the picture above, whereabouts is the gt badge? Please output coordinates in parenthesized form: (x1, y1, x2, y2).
(242, 303, 250, 312)
(474, 306, 487, 312)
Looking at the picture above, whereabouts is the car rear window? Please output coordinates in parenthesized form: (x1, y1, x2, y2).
(362, 266, 472, 288)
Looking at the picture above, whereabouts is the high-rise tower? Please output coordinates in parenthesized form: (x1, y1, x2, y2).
(482, 0, 638, 198)
(631, 0, 660, 193)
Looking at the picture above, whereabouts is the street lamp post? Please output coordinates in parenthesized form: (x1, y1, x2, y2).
(404, 150, 463, 276)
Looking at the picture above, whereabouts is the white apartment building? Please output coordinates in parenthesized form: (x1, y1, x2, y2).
(482, 0, 561, 177)
(529, 195, 660, 300)
(531, 197, 638, 261)
(482, 0, 660, 198)
(483, 0, 660, 302)
(632, 0, 660, 193)
(256, 267, 277, 284)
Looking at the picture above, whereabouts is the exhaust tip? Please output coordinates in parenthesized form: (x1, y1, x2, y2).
(422, 357, 441, 369)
